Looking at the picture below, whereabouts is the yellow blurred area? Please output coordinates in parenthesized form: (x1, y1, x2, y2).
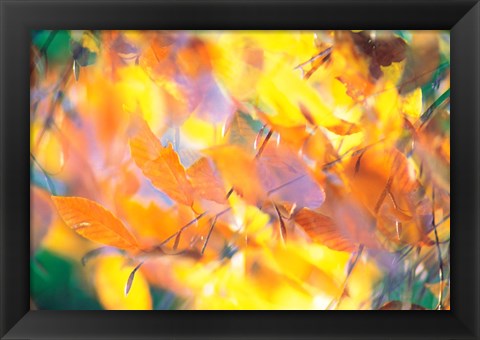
(171, 194, 381, 310)
(31, 122, 65, 174)
(64, 62, 166, 167)
(174, 240, 381, 310)
(337, 256, 382, 310)
(181, 115, 223, 149)
(94, 255, 152, 310)
(42, 219, 94, 261)
(207, 31, 318, 101)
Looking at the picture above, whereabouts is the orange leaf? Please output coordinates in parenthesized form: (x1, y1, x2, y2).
(294, 208, 356, 252)
(345, 144, 419, 217)
(51, 196, 140, 252)
(142, 143, 194, 206)
(204, 145, 265, 205)
(129, 118, 164, 169)
(187, 157, 226, 204)
(130, 119, 194, 206)
(120, 199, 178, 242)
(344, 144, 433, 246)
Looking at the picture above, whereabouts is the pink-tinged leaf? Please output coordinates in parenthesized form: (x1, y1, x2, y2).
(257, 144, 325, 209)
(187, 157, 226, 204)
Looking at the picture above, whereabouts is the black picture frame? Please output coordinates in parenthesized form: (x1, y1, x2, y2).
(1, 0, 479, 339)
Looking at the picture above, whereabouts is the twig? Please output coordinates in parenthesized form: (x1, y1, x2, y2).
(415, 89, 450, 130)
(173, 230, 182, 250)
(294, 47, 332, 70)
(273, 203, 287, 243)
(267, 174, 306, 196)
(327, 244, 364, 310)
(39, 31, 59, 55)
(201, 216, 218, 255)
(30, 153, 57, 195)
(254, 129, 273, 159)
(254, 124, 267, 150)
(431, 189, 445, 309)
(157, 211, 208, 248)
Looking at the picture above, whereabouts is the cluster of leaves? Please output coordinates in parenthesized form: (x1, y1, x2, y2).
(30, 30, 450, 310)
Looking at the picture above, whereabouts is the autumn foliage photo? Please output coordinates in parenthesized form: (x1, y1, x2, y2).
(30, 30, 450, 310)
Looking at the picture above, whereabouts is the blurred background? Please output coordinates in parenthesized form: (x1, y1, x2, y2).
(30, 30, 450, 310)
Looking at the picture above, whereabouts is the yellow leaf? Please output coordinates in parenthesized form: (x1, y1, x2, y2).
(181, 115, 222, 148)
(257, 63, 357, 134)
(371, 85, 403, 142)
(94, 255, 152, 310)
(401, 87, 423, 119)
(52, 196, 140, 252)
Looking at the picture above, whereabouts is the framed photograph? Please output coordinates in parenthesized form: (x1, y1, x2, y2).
(1, 0, 479, 339)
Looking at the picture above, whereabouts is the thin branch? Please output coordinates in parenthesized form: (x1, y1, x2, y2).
(254, 129, 273, 159)
(173, 230, 182, 250)
(81, 247, 120, 266)
(273, 203, 287, 243)
(415, 89, 450, 130)
(254, 124, 267, 150)
(267, 174, 306, 196)
(294, 47, 332, 70)
(374, 174, 394, 214)
(157, 211, 208, 248)
(327, 244, 364, 310)
(39, 31, 59, 55)
(201, 216, 218, 255)
(30, 153, 57, 195)
(431, 189, 445, 310)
